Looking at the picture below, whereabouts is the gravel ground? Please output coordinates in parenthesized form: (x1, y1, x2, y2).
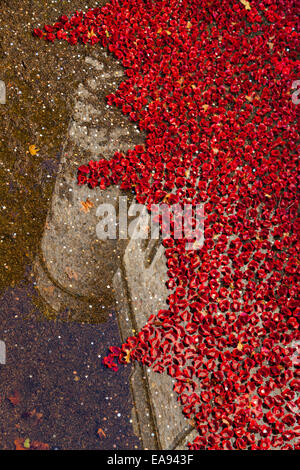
(0, 0, 141, 450)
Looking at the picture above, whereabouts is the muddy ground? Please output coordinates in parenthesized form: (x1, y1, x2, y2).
(0, 0, 141, 449)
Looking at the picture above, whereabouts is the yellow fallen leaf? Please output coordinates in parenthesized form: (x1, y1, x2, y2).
(23, 438, 30, 449)
(124, 350, 132, 363)
(80, 198, 94, 213)
(202, 104, 210, 111)
(237, 342, 243, 351)
(240, 0, 251, 10)
(162, 193, 172, 203)
(87, 28, 97, 39)
(186, 21, 192, 29)
(28, 144, 40, 156)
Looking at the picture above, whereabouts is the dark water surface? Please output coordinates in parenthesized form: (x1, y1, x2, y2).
(0, 280, 141, 450)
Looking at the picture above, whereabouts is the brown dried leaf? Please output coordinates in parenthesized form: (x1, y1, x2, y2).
(14, 438, 49, 450)
(30, 441, 50, 450)
(42, 285, 55, 295)
(65, 266, 79, 280)
(8, 391, 21, 407)
(29, 409, 44, 423)
(97, 428, 107, 439)
(14, 438, 28, 451)
(80, 198, 94, 213)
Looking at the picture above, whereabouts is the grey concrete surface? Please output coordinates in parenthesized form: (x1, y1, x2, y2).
(34, 51, 196, 449)
(34, 49, 142, 322)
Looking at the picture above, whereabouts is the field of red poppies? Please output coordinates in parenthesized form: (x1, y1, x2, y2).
(34, 0, 299, 450)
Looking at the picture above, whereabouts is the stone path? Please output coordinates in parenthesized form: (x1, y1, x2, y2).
(35, 49, 197, 449)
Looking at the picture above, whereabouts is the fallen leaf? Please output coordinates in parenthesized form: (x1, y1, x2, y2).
(28, 144, 40, 156)
(30, 441, 50, 450)
(14, 439, 28, 451)
(267, 36, 275, 51)
(43, 285, 55, 295)
(8, 391, 21, 406)
(202, 104, 210, 111)
(28, 409, 44, 423)
(65, 266, 79, 280)
(97, 428, 106, 439)
(23, 438, 30, 449)
(186, 21, 192, 29)
(14, 438, 50, 451)
(152, 321, 164, 326)
(239, 0, 251, 10)
(80, 198, 94, 213)
(245, 92, 256, 102)
(87, 28, 97, 39)
(124, 350, 132, 363)
(237, 342, 243, 351)
(162, 193, 172, 203)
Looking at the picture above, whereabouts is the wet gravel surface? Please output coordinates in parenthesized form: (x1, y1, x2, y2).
(0, 280, 140, 450)
(0, 0, 141, 450)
